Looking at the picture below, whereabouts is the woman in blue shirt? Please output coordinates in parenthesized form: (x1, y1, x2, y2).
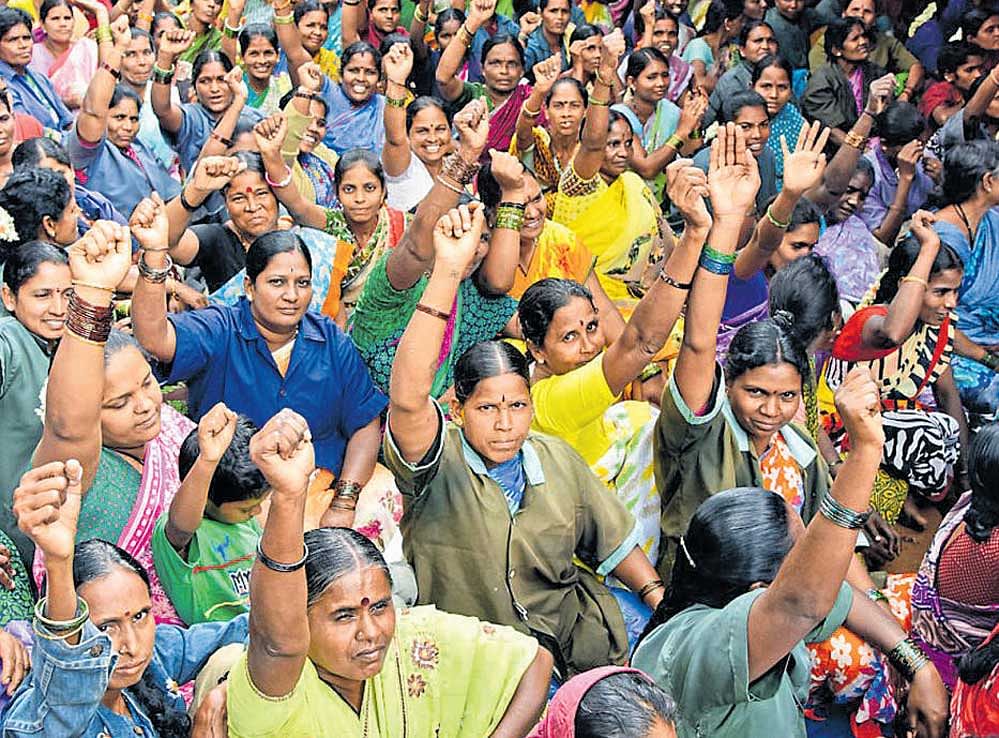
(129, 196, 387, 526)
(67, 24, 179, 223)
(6, 459, 250, 738)
(0, 7, 72, 134)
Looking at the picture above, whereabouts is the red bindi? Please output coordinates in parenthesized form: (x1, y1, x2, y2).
(244, 186, 254, 194)
(361, 597, 370, 607)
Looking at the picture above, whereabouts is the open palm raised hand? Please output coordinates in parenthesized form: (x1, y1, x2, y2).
(780, 120, 830, 197)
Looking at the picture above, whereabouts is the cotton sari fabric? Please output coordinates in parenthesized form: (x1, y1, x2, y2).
(31, 404, 192, 627)
(475, 81, 535, 160)
(319, 205, 410, 320)
(767, 103, 806, 191)
(510, 126, 578, 212)
(509, 220, 595, 299)
(297, 149, 338, 208)
(324, 84, 386, 156)
(552, 165, 666, 320)
(911, 492, 999, 691)
(934, 213, 999, 415)
(813, 215, 884, 306)
(30, 38, 96, 109)
(178, 28, 223, 64)
(226, 605, 538, 738)
(527, 666, 652, 738)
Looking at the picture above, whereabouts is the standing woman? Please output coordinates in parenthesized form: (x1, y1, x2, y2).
(0, 7, 72, 134)
(551, 31, 664, 319)
(381, 42, 453, 212)
(0, 243, 70, 570)
(130, 196, 388, 535)
(67, 20, 180, 224)
(238, 24, 285, 115)
(30, 220, 189, 625)
(29, 0, 99, 111)
(752, 55, 803, 192)
(255, 116, 411, 322)
(614, 46, 706, 199)
(436, 0, 530, 157)
(518, 158, 709, 576)
(385, 202, 668, 677)
(931, 141, 999, 421)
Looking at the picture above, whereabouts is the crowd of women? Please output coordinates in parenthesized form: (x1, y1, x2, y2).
(0, 0, 996, 735)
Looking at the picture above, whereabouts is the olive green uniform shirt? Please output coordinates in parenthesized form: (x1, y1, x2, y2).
(632, 583, 854, 738)
(654, 365, 830, 577)
(384, 402, 636, 678)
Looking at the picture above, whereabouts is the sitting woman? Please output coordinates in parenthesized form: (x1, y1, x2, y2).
(632, 417, 950, 737)
(931, 141, 999, 421)
(529, 666, 678, 738)
(512, 72, 588, 212)
(0, 168, 78, 252)
(911, 422, 999, 691)
(552, 32, 666, 319)
(152, 31, 263, 185)
(28, 0, 100, 112)
(225, 407, 551, 736)
(384, 202, 668, 678)
(518, 158, 709, 574)
(679, 0, 744, 94)
(654, 125, 833, 574)
(30, 221, 190, 625)
(272, 0, 341, 83)
(67, 23, 179, 223)
(751, 55, 804, 192)
(613, 47, 705, 200)
(0, 7, 73, 134)
(567, 25, 611, 97)
(0, 243, 70, 571)
(632, 4, 692, 104)
(6, 459, 251, 738)
(818, 217, 969, 521)
(436, 0, 532, 159)
(382, 49, 453, 213)
(130, 197, 387, 534)
(238, 24, 286, 115)
(254, 114, 412, 323)
(801, 17, 887, 148)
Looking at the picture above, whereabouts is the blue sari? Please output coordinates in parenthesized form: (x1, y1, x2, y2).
(320, 80, 386, 156)
(935, 212, 999, 414)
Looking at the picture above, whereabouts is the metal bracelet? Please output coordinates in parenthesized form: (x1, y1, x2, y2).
(819, 493, 871, 529)
(256, 541, 309, 573)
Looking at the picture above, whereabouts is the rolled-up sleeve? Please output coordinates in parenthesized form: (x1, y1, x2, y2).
(383, 400, 447, 499)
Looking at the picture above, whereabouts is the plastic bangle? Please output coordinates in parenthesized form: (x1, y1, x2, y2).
(413, 6, 428, 23)
(34, 596, 90, 633)
(256, 541, 309, 573)
(900, 275, 928, 288)
(887, 638, 930, 682)
(521, 104, 541, 118)
(222, 22, 243, 38)
(273, 12, 295, 24)
(498, 200, 526, 210)
(332, 479, 362, 501)
(386, 95, 408, 108)
(152, 63, 174, 84)
(94, 25, 113, 44)
(179, 187, 201, 212)
(638, 362, 663, 382)
(698, 252, 734, 275)
(665, 133, 683, 150)
(701, 244, 736, 264)
(99, 61, 121, 79)
(589, 97, 610, 107)
(265, 165, 294, 189)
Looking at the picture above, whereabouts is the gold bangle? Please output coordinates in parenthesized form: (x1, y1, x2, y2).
(71, 280, 115, 293)
(521, 104, 541, 118)
(900, 275, 928, 288)
(274, 12, 295, 24)
(414, 6, 428, 23)
(589, 97, 610, 107)
(843, 130, 866, 150)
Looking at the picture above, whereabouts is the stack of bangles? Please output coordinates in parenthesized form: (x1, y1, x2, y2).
(843, 130, 866, 150)
(982, 350, 999, 372)
(274, 5, 294, 23)
(495, 200, 524, 231)
(436, 152, 479, 195)
(330, 479, 362, 513)
(819, 493, 871, 529)
(33, 597, 91, 641)
(94, 25, 113, 44)
(887, 637, 930, 681)
(223, 20, 245, 38)
(698, 244, 736, 275)
(456, 24, 475, 46)
(413, 5, 428, 23)
(638, 579, 665, 601)
(138, 250, 174, 283)
(153, 63, 174, 84)
(67, 290, 113, 345)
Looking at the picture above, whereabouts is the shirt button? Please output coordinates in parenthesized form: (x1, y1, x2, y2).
(88, 645, 103, 657)
(133, 728, 144, 735)
(278, 388, 287, 397)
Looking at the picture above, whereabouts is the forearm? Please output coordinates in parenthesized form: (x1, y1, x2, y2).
(476, 187, 524, 295)
(151, 51, 182, 131)
(842, 584, 907, 653)
(679, 215, 740, 356)
(341, 0, 364, 45)
(165, 189, 197, 249)
(966, 72, 999, 120)
(876, 246, 937, 344)
(260, 149, 325, 228)
(204, 98, 245, 154)
(131, 251, 176, 361)
(435, 25, 469, 89)
(953, 328, 988, 362)
(574, 76, 613, 179)
(166, 456, 217, 550)
(274, 15, 311, 75)
(44, 558, 78, 625)
(338, 417, 380, 487)
(818, 112, 873, 196)
(734, 188, 798, 278)
(488, 649, 552, 738)
(515, 88, 545, 153)
(871, 179, 912, 245)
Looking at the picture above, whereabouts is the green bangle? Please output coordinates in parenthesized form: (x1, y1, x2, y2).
(765, 204, 791, 230)
(495, 205, 524, 231)
(982, 351, 999, 372)
(34, 596, 90, 633)
(665, 133, 683, 150)
(638, 362, 663, 382)
(701, 244, 736, 265)
(152, 63, 174, 84)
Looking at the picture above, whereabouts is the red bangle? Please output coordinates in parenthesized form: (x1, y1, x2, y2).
(100, 61, 120, 79)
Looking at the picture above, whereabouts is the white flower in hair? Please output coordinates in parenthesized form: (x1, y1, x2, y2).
(0, 206, 17, 243)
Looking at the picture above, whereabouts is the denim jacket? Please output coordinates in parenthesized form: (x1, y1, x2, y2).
(2, 613, 249, 737)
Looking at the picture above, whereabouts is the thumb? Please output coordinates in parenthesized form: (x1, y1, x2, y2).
(151, 191, 165, 209)
(64, 459, 83, 496)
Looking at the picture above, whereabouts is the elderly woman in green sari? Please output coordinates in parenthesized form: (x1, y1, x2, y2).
(226, 408, 553, 737)
(384, 200, 668, 679)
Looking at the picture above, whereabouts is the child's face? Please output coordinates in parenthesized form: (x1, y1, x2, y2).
(207, 492, 271, 524)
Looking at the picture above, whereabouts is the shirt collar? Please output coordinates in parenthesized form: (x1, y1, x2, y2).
(235, 297, 325, 342)
(720, 396, 817, 467)
(459, 432, 546, 486)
